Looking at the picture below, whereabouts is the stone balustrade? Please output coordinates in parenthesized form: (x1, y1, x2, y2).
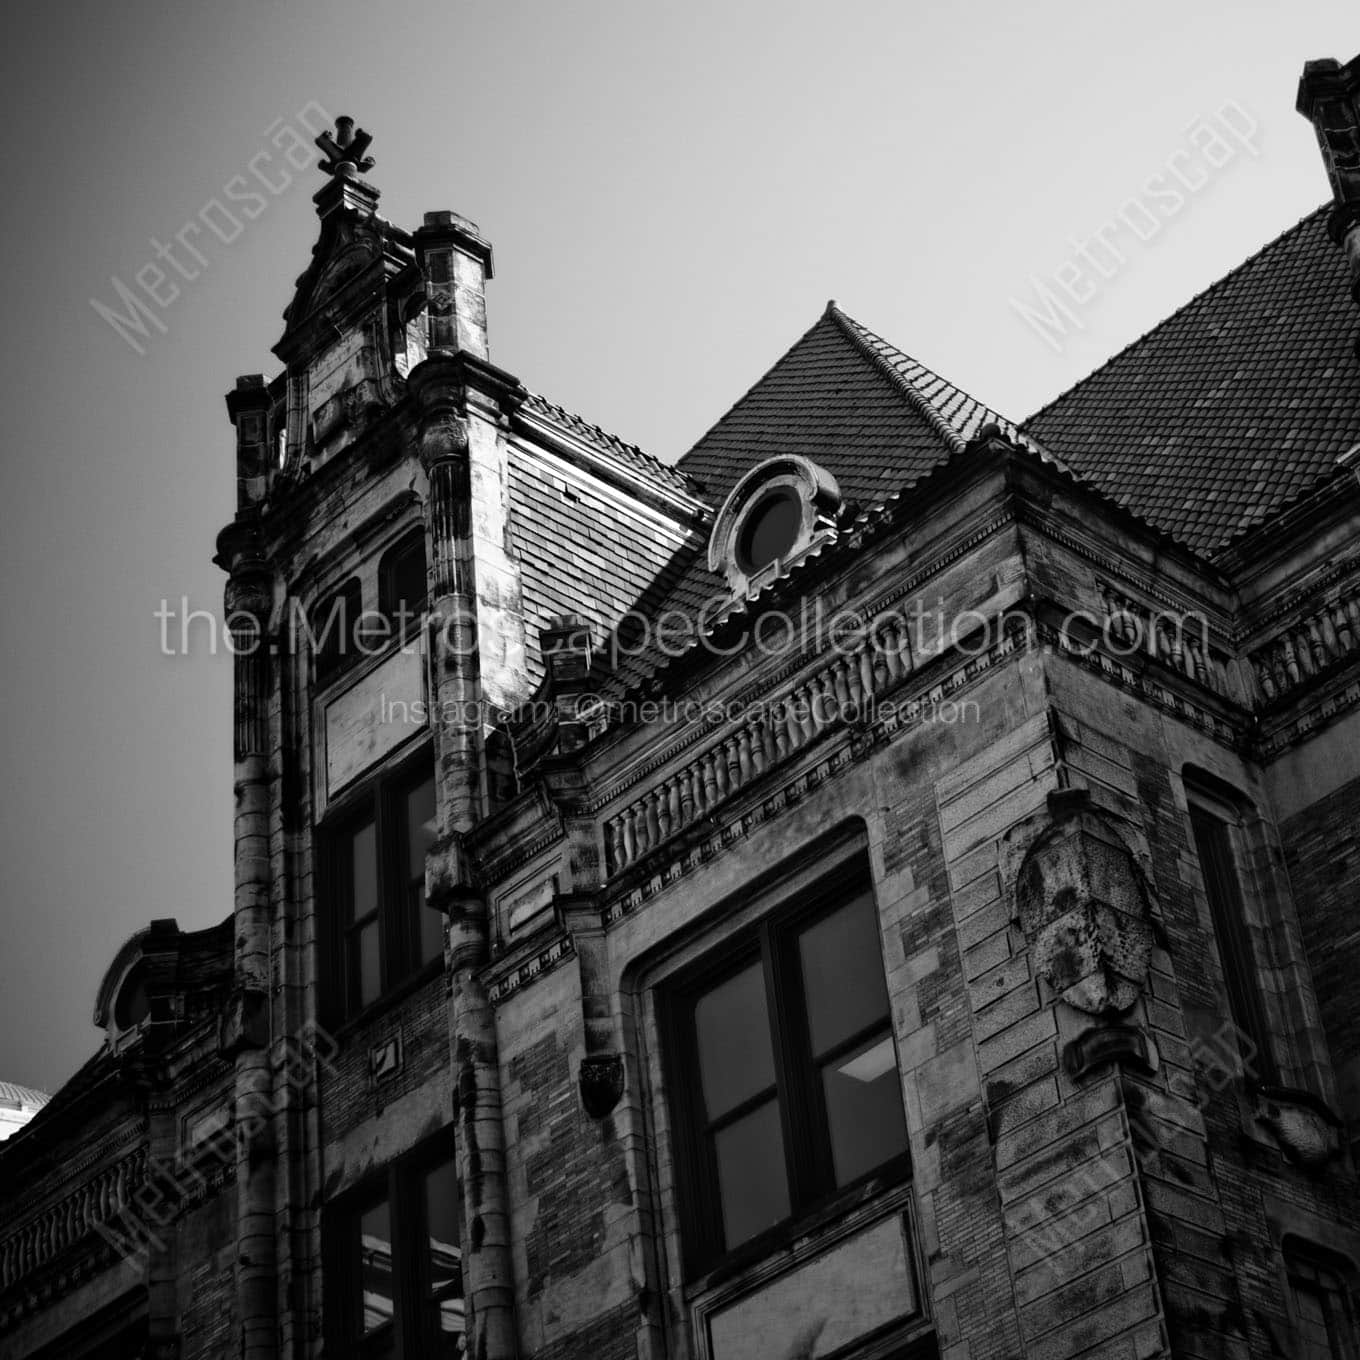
(604, 617, 914, 875)
(0, 1146, 146, 1292)
(1251, 588, 1360, 702)
(1097, 584, 1232, 696)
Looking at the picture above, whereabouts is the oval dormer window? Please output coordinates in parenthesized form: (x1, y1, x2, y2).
(709, 456, 842, 596)
(114, 965, 150, 1031)
(736, 487, 802, 574)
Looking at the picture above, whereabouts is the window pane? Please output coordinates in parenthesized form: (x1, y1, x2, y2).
(350, 919, 380, 1011)
(713, 1099, 789, 1249)
(424, 1158, 461, 1274)
(737, 488, 801, 572)
(1189, 806, 1274, 1085)
(406, 777, 437, 880)
(797, 890, 889, 1057)
(359, 1199, 394, 1335)
(419, 900, 446, 968)
(821, 1031, 908, 1185)
(694, 962, 775, 1121)
(406, 777, 440, 967)
(386, 538, 428, 619)
(350, 820, 378, 923)
(422, 1159, 465, 1351)
(316, 580, 361, 680)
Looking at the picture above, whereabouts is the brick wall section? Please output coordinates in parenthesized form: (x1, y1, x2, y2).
(929, 690, 1167, 1360)
(874, 663, 1045, 1360)
(496, 967, 637, 1360)
(318, 971, 450, 1149)
(178, 1191, 236, 1360)
(508, 1029, 630, 1305)
(527, 1300, 636, 1360)
(1045, 668, 1360, 1359)
(1123, 752, 1253, 1357)
(1282, 771, 1360, 1154)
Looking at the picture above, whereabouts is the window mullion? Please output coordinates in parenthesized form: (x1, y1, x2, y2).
(389, 1162, 417, 1359)
(763, 923, 819, 1213)
(376, 780, 397, 992)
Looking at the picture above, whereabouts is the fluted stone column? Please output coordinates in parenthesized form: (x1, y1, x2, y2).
(409, 354, 520, 1360)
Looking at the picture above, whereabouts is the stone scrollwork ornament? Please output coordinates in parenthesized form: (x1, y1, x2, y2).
(1015, 808, 1154, 1017)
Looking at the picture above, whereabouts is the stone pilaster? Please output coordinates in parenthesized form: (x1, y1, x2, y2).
(217, 519, 278, 1360)
(410, 354, 521, 1360)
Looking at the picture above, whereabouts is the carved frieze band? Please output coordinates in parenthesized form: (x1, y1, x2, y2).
(0, 1146, 146, 1294)
(603, 612, 916, 874)
(486, 934, 575, 1007)
(590, 511, 1017, 804)
(604, 618, 1035, 921)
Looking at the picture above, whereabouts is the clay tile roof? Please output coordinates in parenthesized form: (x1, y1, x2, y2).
(1021, 205, 1360, 557)
(677, 302, 1013, 511)
(580, 303, 1018, 700)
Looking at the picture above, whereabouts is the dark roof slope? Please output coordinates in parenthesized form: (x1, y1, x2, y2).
(524, 392, 696, 497)
(509, 448, 703, 686)
(678, 303, 1012, 511)
(589, 304, 1012, 698)
(1022, 206, 1360, 556)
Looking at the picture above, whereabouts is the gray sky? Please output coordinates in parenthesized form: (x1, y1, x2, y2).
(1, 0, 1354, 1094)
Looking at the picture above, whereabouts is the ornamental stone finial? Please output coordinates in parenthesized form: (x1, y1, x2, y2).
(315, 115, 375, 178)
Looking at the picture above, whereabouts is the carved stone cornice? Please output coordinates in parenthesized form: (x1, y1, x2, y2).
(1043, 619, 1247, 748)
(484, 932, 575, 1007)
(1250, 675, 1360, 760)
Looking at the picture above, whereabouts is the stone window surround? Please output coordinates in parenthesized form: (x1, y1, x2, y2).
(321, 1132, 463, 1359)
(1177, 766, 1336, 1109)
(307, 512, 430, 694)
(624, 820, 934, 1360)
(1260, 1193, 1360, 1359)
(706, 456, 843, 598)
(314, 738, 439, 1031)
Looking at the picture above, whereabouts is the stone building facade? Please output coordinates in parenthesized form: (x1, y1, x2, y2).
(4, 53, 1360, 1360)
(0, 1087, 48, 1146)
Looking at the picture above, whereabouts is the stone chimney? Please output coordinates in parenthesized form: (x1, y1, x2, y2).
(412, 210, 494, 359)
(540, 614, 596, 752)
(1298, 53, 1360, 299)
(225, 374, 271, 510)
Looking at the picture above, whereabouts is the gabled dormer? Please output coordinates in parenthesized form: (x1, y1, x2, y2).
(268, 117, 426, 486)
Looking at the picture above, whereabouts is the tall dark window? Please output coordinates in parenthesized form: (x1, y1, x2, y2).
(665, 876, 908, 1275)
(325, 1142, 465, 1358)
(1187, 794, 1278, 1088)
(1287, 1242, 1360, 1360)
(323, 750, 440, 1022)
(313, 577, 363, 685)
(380, 531, 429, 630)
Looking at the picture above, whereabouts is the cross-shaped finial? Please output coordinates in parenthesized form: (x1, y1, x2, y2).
(315, 116, 376, 177)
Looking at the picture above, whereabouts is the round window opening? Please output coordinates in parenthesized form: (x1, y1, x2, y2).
(115, 968, 150, 1031)
(736, 488, 802, 573)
